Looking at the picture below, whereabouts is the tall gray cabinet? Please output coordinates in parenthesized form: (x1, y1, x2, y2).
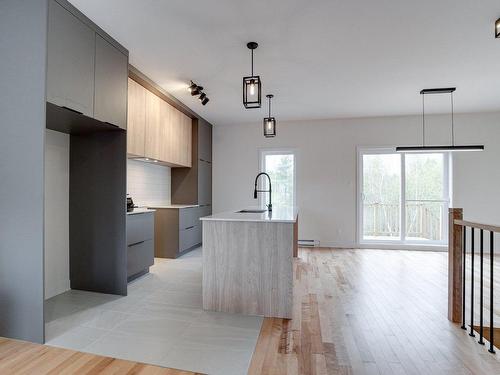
(47, 0, 128, 129)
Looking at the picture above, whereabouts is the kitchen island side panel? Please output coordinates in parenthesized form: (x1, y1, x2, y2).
(202, 220, 293, 318)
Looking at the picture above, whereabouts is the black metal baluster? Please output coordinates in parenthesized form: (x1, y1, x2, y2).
(461, 226, 467, 330)
(470, 227, 475, 337)
(478, 229, 484, 345)
(489, 231, 495, 354)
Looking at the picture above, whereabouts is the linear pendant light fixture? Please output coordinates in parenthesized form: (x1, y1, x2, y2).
(263, 94, 276, 137)
(396, 88, 484, 153)
(243, 42, 262, 109)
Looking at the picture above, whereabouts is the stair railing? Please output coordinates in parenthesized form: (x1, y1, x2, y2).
(448, 208, 497, 354)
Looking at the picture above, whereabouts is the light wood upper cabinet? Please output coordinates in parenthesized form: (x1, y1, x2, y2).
(145, 90, 161, 160)
(159, 100, 172, 163)
(127, 80, 191, 167)
(127, 78, 146, 156)
(181, 113, 193, 167)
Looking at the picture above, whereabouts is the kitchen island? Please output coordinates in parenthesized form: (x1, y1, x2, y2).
(201, 207, 298, 318)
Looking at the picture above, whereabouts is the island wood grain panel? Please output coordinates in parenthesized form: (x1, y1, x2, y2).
(203, 220, 294, 318)
(0, 337, 201, 374)
(249, 248, 500, 375)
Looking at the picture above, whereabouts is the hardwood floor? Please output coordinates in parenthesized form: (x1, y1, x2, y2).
(0, 337, 200, 375)
(249, 248, 500, 375)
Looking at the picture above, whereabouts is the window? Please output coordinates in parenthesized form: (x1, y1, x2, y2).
(260, 150, 296, 208)
(358, 148, 450, 245)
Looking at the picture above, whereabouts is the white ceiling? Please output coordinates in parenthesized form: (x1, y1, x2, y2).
(70, 0, 500, 126)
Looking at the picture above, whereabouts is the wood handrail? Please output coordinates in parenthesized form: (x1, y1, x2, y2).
(454, 219, 500, 233)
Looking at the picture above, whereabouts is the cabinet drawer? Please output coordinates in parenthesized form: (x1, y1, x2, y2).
(179, 207, 199, 230)
(179, 225, 201, 253)
(127, 213, 154, 246)
(127, 239, 154, 278)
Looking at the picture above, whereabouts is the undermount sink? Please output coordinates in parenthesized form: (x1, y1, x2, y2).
(237, 209, 267, 213)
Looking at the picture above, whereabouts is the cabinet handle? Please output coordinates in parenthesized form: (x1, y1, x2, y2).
(62, 106, 83, 115)
(185, 226, 195, 230)
(129, 240, 145, 246)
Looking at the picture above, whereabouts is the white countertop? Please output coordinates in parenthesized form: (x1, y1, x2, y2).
(200, 206, 298, 223)
(127, 207, 156, 215)
(147, 204, 199, 209)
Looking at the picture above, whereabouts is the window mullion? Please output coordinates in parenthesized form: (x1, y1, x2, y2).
(401, 153, 406, 242)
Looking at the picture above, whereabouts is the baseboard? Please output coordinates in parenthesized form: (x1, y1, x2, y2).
(305, 240, 448, 252)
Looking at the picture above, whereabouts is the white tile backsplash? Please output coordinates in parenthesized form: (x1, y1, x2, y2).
(127, 159, 171, 207)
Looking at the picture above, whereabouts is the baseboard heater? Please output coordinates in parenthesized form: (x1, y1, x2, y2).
(298, 239, 320, 247)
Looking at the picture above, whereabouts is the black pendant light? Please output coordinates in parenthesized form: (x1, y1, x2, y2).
(263, 94, 276, 138)
(396, 88, 484, 153)
(496, 18, 500, 38)
(243, 42, 262, 109)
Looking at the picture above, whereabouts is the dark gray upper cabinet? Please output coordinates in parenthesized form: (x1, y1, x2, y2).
(94, 35, 128, 129)
(47, 0, 95, 117)
(198, 119, 212, 162)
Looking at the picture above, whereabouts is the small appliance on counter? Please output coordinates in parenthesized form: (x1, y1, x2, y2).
(127, 195, 136, 212)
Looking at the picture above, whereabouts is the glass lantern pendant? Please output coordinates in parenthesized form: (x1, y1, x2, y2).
(263, 94, 276, 137)
(243, 42, 262, 109)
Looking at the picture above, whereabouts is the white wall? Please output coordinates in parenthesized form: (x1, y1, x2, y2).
(213, 111, 500, 249)
(44, 129, 70, 299)
(127, 160, 171, 206)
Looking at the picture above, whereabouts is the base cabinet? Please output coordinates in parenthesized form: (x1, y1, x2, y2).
(126, 212, 154, 281)
(153, 207, 206, 258)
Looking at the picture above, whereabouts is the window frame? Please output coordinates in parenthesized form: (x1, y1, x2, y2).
(258, 148, 297, 209)
(357, 147, 450, 246)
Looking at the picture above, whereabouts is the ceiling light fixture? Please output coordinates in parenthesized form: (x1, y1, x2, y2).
(243, 42, 262, 109)
(263, 94, 276, 138)
(187, 80, 209, 105)
(396, 88, 484, 153)
(496, 18, 500, 38)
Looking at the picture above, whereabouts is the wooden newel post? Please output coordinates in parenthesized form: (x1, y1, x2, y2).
(448, 208, 463, 323)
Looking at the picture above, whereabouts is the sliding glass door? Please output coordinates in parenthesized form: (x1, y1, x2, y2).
(359, 148, 449, 245)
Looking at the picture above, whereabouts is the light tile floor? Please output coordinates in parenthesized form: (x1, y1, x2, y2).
(45, 248, 263, 375)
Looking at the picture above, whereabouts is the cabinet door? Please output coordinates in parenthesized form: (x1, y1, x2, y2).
(169, 108, 181, 165)
(47, 0, 95, 117)
(144, 90, 161, 160)
(198, 160, 212, 205)
(94, 34, 128, 129)
(198, 120, 212, 162)
(127, 78, 146, 156)
(159, 100, 172, 163)
(180, 113, 192, 167)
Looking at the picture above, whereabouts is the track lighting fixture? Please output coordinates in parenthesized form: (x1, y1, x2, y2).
(243, 42, 262, 109)
(187, 80, 210, 105)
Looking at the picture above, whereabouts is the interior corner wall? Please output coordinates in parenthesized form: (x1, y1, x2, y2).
(213, 111, 500, 251)
(44, 129, 70, 300)
(0, 0, 48, 343)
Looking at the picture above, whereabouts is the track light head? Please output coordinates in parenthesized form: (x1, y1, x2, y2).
(201, 97, 209, 105)
(188, 81, 197, 93)
(191, 85, 203, 96)
(199, 92, 206, 101)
